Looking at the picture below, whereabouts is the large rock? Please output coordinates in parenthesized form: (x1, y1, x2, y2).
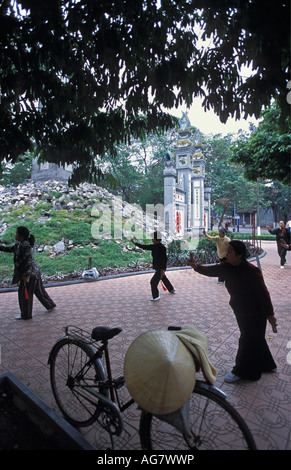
(53, 241, 65, 253)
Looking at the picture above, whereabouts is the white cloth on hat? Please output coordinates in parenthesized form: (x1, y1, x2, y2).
(174, 326, 216, 384)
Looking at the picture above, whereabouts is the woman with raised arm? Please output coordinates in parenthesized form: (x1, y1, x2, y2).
(188, 240, 277, 383)
(0, 226, 56, 320)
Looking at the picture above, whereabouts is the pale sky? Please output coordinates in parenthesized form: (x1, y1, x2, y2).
(169, 97, 261, 137)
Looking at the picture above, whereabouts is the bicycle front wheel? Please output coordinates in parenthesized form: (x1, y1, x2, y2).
(139, 381, 256, 450)
(49, 337, 106, 427)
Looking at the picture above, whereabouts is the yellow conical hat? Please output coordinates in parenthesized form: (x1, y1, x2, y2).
(124, 330, 196, 415)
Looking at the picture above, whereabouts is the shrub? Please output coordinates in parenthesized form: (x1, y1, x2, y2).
(167, 240, 189, 266)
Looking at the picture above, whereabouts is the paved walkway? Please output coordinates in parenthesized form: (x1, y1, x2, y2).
(0, 241, 290, 451)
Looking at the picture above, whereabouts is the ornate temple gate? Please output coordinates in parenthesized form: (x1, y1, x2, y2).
(164, 113, 211, 241)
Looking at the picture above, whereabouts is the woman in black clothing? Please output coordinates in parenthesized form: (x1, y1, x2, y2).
(188, 240, 277, 383)
(131, 232, 175, 301)
(266, 220, 290, 268)
(0, 226, 56, 320)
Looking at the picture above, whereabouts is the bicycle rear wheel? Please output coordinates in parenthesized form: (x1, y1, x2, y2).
(139, 381, 256, 450)
(49, 337, 106, 427)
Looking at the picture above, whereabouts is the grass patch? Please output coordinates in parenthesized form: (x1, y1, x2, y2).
(1, 240, 152, 278)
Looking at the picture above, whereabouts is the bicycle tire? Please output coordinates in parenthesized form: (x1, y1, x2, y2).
(49, 337, 107, 427)
(139, 381, 256, 450)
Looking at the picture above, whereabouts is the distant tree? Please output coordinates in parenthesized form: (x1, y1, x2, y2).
(99, 130, 175, 206)
(99, 149, 144, 204)
(230, 105, 291, 185)
(135, 157, 165, 209)
(204, 134, 259, 224)
(261, 181, 290, 223)
(0, 152, 32, 186)
(0, 1, 289, 184)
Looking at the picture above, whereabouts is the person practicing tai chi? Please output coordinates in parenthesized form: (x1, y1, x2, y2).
(131, 232, 175, 301)
(203, 227, 230, 283)
(0, 226, 56, 320)
(188, 240, 277, 383)
(266, 221, 290, 269)
(280, 238, 291, 251)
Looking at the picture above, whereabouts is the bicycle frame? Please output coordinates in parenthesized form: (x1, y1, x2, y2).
(48, 327, 135, 439)
(84, 336, 135, 412)
(49, 325, 256, 450)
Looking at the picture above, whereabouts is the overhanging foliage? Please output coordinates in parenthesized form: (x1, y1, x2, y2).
(0, 0, 289, 184)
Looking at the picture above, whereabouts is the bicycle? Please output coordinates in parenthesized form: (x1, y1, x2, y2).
(48, 325, 257, 450)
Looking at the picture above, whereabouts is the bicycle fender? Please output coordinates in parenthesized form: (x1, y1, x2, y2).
(195, 380, 228, 399)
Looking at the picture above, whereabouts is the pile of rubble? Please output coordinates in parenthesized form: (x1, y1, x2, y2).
(0, 179, 114, 212)
(0, 179, 161, 285)
(0, 180, 113, 244)
(0, 179, 170, 250)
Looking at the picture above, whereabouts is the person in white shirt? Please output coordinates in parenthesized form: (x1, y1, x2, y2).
(203, 227, 231, 283)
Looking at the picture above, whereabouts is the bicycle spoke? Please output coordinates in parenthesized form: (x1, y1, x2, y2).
(50, 339, 104, 427)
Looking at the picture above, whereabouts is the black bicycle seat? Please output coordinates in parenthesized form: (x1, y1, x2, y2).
(91, 326, 122, 342)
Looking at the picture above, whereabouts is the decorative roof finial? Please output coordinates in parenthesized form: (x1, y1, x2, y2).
(179, 111, 191, 131)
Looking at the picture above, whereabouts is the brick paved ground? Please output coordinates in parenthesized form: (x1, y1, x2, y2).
(0, 241, 290, 451)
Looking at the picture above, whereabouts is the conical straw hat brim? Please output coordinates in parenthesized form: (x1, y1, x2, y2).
(124, 330, 196, 415)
